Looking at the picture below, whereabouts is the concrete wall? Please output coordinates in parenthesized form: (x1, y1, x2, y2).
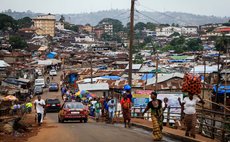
(91, 90, 109, 97)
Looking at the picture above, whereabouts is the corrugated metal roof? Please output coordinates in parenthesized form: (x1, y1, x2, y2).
(190, 65, 219, 73)
(78, 83, 109, 91)
(125, 64, 142, 70)
(0, 60, 10, 67)
(146, 73, 184, 85)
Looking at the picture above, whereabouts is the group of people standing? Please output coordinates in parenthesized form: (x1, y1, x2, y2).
(90, 96, 116, 124)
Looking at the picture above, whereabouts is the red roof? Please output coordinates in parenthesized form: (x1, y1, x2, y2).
(216, 27, 230, 33)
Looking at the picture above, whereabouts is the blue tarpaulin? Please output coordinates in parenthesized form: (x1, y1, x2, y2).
(141, 73, 154, 80)
(47, 52, 57, 59)
(213, 85, 230, 95)
(101, 76, 120, 80)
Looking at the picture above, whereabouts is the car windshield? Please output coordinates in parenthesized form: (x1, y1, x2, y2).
(51, 70, 56, 72)
(50, 83, 57, 86)
(64, 103, 84, 109)
(47, 99, 60, 103)
(35, 86, 42, 90)
(35, 80, 44, 83)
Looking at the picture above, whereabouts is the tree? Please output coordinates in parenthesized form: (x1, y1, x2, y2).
(144, 36, 152, 44)
(0, 13, 17, 31)
(161, 36, 203, 53)
(169, 32, 180, 37)
(134, 53, 144, 64)
(101, 33, 112, 41)
(186, 38, 203, 51)
(161, 44, 175, 52)
(9, 35, 28, 49)
(64, 23, 79, 32)
(98, 18, 123, 33)
(17, 17, 32, 28)
(170, 36, 185, 46)
(134, 22, 146, 31)
(215, 35, 230, 53)
(146, 22, 156, 31)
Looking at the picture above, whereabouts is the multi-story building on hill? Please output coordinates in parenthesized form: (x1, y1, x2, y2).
(33, 14, 56, 37)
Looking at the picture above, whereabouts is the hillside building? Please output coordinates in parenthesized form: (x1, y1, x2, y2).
(33, 14, 56, 37)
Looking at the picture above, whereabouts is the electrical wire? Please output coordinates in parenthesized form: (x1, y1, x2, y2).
(137, 3, 190, 25)
(135, 10, 161, 24)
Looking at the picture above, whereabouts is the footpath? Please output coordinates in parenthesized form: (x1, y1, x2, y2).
(131, 118, 218, 142)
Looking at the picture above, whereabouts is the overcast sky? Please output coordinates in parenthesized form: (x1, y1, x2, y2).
(1, 0, 230, 17)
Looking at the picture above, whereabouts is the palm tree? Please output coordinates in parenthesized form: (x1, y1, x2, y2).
(215, 34, 230, 53)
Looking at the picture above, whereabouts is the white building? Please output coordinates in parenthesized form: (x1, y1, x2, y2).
(156, 26, 182, 37)
(75, 34, 94, 42)
(102, 22, 113, 35)
(182, 26, 198, 35)
(55, 21, 64, 30)
(142, 28, 156, 37)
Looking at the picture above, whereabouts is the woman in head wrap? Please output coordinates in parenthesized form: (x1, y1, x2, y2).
(142, 92, 164, 141)
(120, 93, 132, 128)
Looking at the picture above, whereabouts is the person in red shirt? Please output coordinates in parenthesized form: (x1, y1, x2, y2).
(120, 93, 132, 128)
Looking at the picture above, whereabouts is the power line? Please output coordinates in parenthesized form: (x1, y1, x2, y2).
(135, 10, 161, 24)
(137, 3, 190, 25)
(110, 10, 130, 20)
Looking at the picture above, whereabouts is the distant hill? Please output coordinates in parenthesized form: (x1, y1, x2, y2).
(1, 9, 229, 26)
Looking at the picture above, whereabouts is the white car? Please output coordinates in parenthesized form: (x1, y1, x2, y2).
(35, 78, 45, 88)
(49, 69, 57, 76)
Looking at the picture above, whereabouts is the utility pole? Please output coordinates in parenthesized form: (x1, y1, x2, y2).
(155, 51, 159, 91)
(128, 0, 135, 87)
(215, 50, 221, 108)
(90, 52, 93, 84)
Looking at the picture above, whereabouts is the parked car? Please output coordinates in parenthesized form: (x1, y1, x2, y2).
(49, 69, 57, 76)
(45, 98, 61, 112)
(58, 101, 88, 123)
(49, 82, 59, 91)
(34, 85, 43, 95)
(35, 78, 45, 88)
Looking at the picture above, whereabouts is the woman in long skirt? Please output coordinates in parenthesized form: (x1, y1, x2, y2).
(121, 94, 132, 128)
(142, 92, 164, 141)
(178, 93, 204, 138)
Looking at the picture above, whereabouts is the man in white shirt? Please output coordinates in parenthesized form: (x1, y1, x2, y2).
(107, 99, 116, 123)
(34, 95, 45, 126)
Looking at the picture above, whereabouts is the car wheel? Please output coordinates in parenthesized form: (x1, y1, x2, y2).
(84, 118, 88, 123)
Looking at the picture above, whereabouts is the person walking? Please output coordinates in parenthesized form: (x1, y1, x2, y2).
(61, 86, 66, 100)
(34, 95, 45, 126)
(26, 101, 33, 113)
(142, 92, 164, 141)
(99, 96, 105, 117)
(95, 98, 101, 122)
(107, 99, 116, 124)
(178, 93, 204, 138)
(120, 94, 132, 128)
